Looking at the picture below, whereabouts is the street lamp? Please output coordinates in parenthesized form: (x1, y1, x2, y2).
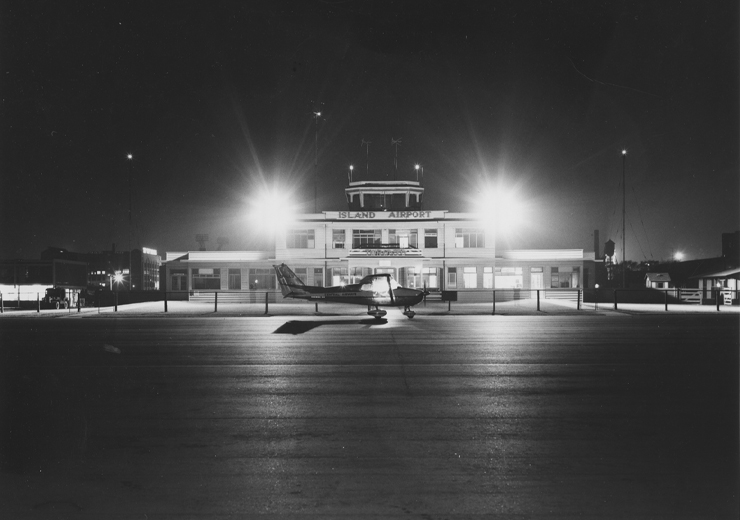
(621, 149, 627, 289)
(313, 111, 322, 213)
(126, 153, 134, 291)
(349, 164, 354, 183)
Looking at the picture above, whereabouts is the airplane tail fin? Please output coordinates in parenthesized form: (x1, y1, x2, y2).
(273, 263, 308, 298)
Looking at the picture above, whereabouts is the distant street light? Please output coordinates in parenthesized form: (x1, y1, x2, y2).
(415, 164, 423, 183)
(621, 149, 627, 289)
(674, 252, 685, 261)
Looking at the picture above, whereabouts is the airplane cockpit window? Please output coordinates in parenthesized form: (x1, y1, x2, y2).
(359, 275, 400, 293)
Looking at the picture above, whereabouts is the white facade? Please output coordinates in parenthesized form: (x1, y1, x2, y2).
(165, 210, 596, 299)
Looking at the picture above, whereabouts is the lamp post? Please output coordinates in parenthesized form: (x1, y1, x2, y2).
(127, 153, 133, 291)
(349, 164, 354, 183)
(313, 111, 321, 213)
(621, 149, 627, 289)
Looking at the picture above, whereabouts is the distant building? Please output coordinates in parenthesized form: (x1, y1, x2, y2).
(644, 272, 671, 289)
(164, 179, 596, 300)
(41, 245, 161, 291)
(0, 258, 88, 303)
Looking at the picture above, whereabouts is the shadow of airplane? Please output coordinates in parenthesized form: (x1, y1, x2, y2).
(273, 318, 387, 335)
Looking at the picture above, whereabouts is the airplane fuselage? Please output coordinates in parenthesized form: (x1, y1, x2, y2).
(293, 284, 424, 307)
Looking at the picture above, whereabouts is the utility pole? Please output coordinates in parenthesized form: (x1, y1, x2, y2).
(391, 138, 402, 180)
(127, 153, 133, 291)
(313, 111, 321, 213)
(361, 139, 371, 178)
(622, 149, 627, 289)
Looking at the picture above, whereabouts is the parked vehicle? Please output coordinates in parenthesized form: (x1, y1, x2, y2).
(42, 287, 69, 309)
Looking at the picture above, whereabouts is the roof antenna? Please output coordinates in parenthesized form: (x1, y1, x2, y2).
(361, 139, 371, 179)
(391, 138, 402, 180)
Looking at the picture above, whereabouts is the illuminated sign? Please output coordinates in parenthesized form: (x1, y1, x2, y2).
(348, 248, 423, 257)
(142, 247, 158, 256)
(335, 211, 437, 219)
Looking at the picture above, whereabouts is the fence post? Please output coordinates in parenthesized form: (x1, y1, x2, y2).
(448, 299, 451, 312)
(37, 293, 40, 313)
(664, 290, 668, 311)
(577, 289, 581, 310)
(115, 291, 118, 312)
(537, 290, 540, 311)
(215, 292, 218, 312)
(164, 291, 168, 313)
(265, 292, 269, 314)
(613, 290, 618, 310)
(315, 302, 318, 313)
(492, 290, 495, 315)
(716, 289, 720, 312)
(1, 292, 3, 313)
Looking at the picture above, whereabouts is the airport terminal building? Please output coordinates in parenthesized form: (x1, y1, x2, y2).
(165, 180, 596, 300)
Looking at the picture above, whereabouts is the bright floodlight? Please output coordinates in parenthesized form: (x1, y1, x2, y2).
(473, 183, 526, 232)
(127, 153, 133, 160)
(248, 186, 296, 233)
(674, 252, 684, 261)
(622, 149, 627, 155)
(114, 272, 124, 284)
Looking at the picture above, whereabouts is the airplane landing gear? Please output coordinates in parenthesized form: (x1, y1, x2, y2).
(403, 306, 415, 319)
(367, 305, 387, 320)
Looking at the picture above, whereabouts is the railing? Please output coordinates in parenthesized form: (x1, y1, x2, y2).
(2, 288, 737, 315)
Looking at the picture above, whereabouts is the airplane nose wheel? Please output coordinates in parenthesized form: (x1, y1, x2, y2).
(403, 306, 415, 319)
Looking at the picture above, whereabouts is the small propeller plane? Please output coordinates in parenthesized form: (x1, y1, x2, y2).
(273, 263, 427, 319)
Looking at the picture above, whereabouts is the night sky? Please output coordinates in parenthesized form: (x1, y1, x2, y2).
(2, 0, 738, 261)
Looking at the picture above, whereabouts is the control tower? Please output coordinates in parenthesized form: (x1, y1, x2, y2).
(345, 180, 424, 211)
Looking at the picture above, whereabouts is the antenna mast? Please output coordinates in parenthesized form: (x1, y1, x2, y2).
(361, 139, 371, 178)
(391, 138, 402, 180)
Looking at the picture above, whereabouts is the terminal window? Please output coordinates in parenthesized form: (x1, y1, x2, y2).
(332, 229, 346, 249)
(286, 229, 315, 249)
(192, 268, 220, 290)
(389, 229, 418, 248)
(463, 267, 477, 288)
(424, 229, 438, 248)
(447, 267, 457, 289)
(495, 267, 523, 289)
(228, 268, 241, 290)
(353, 229, 381, 248)
(483, 266, 493, 288)
(249, 269, 276, 290)
(331, 267, 349, 286)
(455, 228, 485, 248)
(313, 268, 324, 287)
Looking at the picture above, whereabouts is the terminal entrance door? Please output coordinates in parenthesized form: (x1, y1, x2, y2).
(530, 270, 544, 298)
(375, 267, 397, 280)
